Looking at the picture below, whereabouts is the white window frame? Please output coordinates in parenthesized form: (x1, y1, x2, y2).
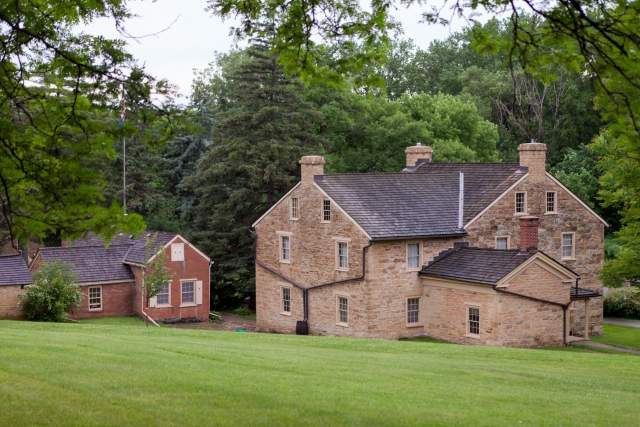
(322, 199, 331, 223)
(495, 236, 510, 250)
(545, 191, 558, 214)
(281, 286, 292, 316)
(465, 305, 481, 338)
(290, 197, 299, 221)
(514, 191, 527, 215)
(335, 240, 349, 271)
(561, 232, 576, 260)
(171, 243, 185, 262)
(406, 297, 421, 327)
(180, 280, 196, 306)
(88, 286, 102, 311)
(336, 295, 349, 327)
(156, 282, 171, 307)
(277, 231, 293, 264)
(406, 242, 422, 271)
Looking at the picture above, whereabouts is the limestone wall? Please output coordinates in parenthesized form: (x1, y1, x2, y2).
(0, 285, 27, 319)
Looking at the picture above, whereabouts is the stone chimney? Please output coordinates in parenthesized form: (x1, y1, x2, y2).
(300, 156, 325, 183)
(519, 216, 540, 253)
(518, 141, 547, 177)
(405, 143, 433, 168)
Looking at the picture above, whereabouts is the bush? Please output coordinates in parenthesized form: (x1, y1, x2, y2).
(236, 307, 252, 317)
(18, 259, 83, 322)
(209, 311, 222, 321)
(603, 287, 640, 319)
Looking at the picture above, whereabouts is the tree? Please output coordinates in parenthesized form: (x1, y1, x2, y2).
(141, 236, 174, 326)
(185, 38, 327, 302)
(18, 259, 82, 322)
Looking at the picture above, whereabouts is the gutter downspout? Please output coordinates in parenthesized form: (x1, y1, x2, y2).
(492, 286, 572, 346)
(249, 228, 372, 325)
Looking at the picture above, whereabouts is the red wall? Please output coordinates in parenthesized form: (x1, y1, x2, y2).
(69, 282, 135, 319)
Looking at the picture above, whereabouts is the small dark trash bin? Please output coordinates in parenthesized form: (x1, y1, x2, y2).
(296, 320, 308, 335)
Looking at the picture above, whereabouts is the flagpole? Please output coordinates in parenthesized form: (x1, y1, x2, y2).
(123, 137, 126, 215)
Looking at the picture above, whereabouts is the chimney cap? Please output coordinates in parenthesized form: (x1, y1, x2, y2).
(416, 142, 422, 146)
(299, 156, 325, 165)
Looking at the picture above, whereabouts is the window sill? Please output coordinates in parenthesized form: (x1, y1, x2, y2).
(179, 303, 197, 308)
(279, 260, 291, 264)
(89, 308, 103, 312)
(406, 323, 422, 328)
(561, 257, 577, 261)
(406, 268, 421, 272)
(289, 218, 299, 221)
(320, 220, 331, 224)
(336, 322, 349, 328)
(280, 311, 291, 316)
(514, 212, 528, 216)
(155, 305, 173, 309)
(335, 268, 349, 272)
(464, 333, 481, 340)
(544, 212, 559, 215)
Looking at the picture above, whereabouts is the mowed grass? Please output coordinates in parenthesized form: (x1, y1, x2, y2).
(591, 324, 640, 351)
(0, 322, 639, 427)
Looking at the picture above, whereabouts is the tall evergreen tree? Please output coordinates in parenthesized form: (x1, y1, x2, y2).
(185, 36, 327, 303)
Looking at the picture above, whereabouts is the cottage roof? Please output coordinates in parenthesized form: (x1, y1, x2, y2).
(71, 231, 179, 265)
(419, 247, 535, 285)
(315, 162, 525, 240)
(37, 245, 135, 284)
(0, 254, 33, 286)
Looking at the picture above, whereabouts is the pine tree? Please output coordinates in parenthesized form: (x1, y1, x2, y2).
(186, 37, 327, 301)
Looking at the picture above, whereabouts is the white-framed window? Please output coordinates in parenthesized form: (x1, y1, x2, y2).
(407, 242, 421, 270)
(322, 200, 331, 222)
(337, 296, 348, 326)
(515, 192, 526, 214)
(467, 306, 480, 336)
(277, 232, 293, 263)
(561, 233, 575, 259)
(407, 297, 420, 325)
(171, 243, 184, 261)
(282, 287, 291, 314)
(495, 236, 510, 250)
(546, 191, 557, 213)
(88, 286, 102, 311)
(290, 197, 299, 220)
(156, 282, 170, 305)
(181, 281, 195, 304)
(336, 241, 348, 270)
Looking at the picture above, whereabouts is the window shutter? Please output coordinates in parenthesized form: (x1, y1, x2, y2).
(150, 296, 157, 308)
(196, 281, 203, 304)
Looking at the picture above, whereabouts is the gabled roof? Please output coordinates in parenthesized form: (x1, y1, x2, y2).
(36, 245, 135, 284)
(314, 162, 525, 240)
(0, 254, 33, 286)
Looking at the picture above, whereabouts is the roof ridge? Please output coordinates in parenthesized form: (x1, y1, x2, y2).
(42, 243, 134, 250)
(0, 253, 23, 258)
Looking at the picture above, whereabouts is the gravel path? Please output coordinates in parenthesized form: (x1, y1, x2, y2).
(604, 318, 640, 328)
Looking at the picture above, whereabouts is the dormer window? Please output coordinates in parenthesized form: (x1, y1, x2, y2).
(322, 200, 331, 222)
(515, 192, 526, 214)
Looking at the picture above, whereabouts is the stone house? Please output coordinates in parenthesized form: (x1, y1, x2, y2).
(29, 231, 211, 322)
(0, 254, 33, 319)
(251, 142, 606, 347)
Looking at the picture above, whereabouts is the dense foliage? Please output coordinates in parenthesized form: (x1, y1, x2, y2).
(603, 287, 640, 319)
(18, 260, 82, 322)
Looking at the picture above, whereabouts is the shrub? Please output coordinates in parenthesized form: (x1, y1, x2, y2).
(603, 287, 640, 319)
(236, 307, 252, 317)
(19, 259, 82, 322)
(209, 311, 222, 321)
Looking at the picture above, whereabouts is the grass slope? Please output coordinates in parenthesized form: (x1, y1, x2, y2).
(0, 321, 639, 427)
(591, 324, 640, 351)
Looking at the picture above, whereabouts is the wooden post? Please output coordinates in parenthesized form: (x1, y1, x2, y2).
(584, 299, 590, 340)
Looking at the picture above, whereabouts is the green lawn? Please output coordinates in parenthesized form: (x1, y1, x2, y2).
(591, 324, 640, 351)
(1, 321, 639, 426)
(74, 316, 162, 327)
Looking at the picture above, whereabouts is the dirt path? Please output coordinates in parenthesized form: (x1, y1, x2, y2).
(571, 340, 640, 355)
(604, 318, 640, 328)
(170, 315, 256, 332)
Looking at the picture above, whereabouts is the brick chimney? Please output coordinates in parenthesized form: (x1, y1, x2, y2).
(519, 216, 540, 253)
(405, 143, 433, 167)
(518, 141, 547, 177)
(300, 156, 325, 183)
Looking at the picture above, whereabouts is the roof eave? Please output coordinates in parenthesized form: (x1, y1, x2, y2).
(418, 273, 497, 286)
(370, 232, 468, 242)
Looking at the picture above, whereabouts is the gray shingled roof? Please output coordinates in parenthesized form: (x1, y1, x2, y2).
(38, 245, 135, 284)
(0, 254, 33, 286)
(419, 247, 535, 285)
(71, 231, 178, 265)
(316, 162, 525, 240)
(571, 287, 601, 299)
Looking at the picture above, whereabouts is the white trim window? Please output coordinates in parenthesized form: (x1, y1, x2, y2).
(156, 282, 170, 305)
(467, 306, 480, 336)
(407, 243, 421, 270)
(181, 281, 195, 304)
(337, 296, 348, 326)
(561, 233, 575, 259)
(88, 286, 102, 311)
(495, 236, 509, 250)
(546, 191, 557, 213)
(290, 197, 299, 220)
(322, 200, 331, 222)
(280, 235, 291, 263)
(407, 297, 420, 325)
(336, 241, 348, 270)
(282, 287, 291, 314)
(515, 192, 526, 214)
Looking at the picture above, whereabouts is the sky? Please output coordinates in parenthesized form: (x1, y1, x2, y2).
(84, 0, 492, 99)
